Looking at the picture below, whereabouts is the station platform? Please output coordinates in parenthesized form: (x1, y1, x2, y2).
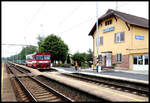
(1, 63, 17, 102)
(51, 67, 149, 84)
(11, 63, 148, 102)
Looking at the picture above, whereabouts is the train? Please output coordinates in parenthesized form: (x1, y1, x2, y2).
(25, 52, 51, 69)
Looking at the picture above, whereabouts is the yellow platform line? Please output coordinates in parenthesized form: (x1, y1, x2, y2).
(1, 63, 4, 97)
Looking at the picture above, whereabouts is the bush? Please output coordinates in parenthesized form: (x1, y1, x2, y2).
(60, 64, 65, 67)
(81, 62, 89, 69)
(112, 62, 116, 67)
(60, 63, 71, 68)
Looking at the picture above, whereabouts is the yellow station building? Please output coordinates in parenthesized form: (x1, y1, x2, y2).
(88, 9, 149, 70)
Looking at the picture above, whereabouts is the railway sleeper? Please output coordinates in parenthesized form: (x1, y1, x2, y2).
(34, 94, 54, 99)
(34, 92, 51, 96)
(36, 97, 58, 101)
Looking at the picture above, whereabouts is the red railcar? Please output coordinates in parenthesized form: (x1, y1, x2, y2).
(25, 52, 51, 69)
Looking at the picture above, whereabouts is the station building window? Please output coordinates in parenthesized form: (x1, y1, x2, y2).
(105, 20, 112, 26)
(138, 55, 143, 65)
(144, 54, 149, 65)
(133, 54, 148, 65)
(115, 32, 124, 42)
(116, 53, 122, 62)
(133, 56, 137, 64)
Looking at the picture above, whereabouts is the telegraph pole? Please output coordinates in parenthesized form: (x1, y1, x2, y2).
(96, 2, 102, 72)
(116, 1, 118, 10)
(96, 2, 99, 59)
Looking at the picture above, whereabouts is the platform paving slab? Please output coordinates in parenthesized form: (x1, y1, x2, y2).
(52, 67, 149, 83)
(1, 63, 17, 102)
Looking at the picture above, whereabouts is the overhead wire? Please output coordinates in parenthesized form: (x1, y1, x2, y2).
(58, 2, 129, 34)
(24, 2, 46, 31)
(63, 1, 129, 34)
(115, 2, 129, 10)
(57, 3, 97, 34)
(59, 17, 96, 34)
(23, 3, 46, 49)
(58, 3, 83, 27)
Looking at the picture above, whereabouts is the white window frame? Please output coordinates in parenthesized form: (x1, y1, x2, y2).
(134, 54, 149, 65)
(115, 32, 124, 42)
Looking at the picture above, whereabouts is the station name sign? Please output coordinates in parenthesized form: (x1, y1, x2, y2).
(135, 35, 144, 40)
(103, 26, 114, 33)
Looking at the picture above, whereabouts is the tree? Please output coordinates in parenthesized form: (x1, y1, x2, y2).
(36, 35, 45, 51)
(86, 48, 93, 66)
(8, 45, 38, 62)
(39, 34, 69, 63)
(19, 45, 38, 60)
(71, 52, 87, 66)
(72, 49, 93, 67)
(67, 54, 71, 64)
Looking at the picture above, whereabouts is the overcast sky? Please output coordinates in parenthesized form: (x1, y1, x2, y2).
(2, 1, 148, 58)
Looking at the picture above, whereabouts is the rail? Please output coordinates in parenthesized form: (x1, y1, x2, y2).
(61, 73, 149, 97)
(6, 62, 73, 102)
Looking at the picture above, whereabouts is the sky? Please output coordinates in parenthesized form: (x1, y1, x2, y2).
(2, 1, 149, 58)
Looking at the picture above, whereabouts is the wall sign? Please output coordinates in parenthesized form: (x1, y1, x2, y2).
(103, 26, 114, 33)
(135, 35, 144, 40)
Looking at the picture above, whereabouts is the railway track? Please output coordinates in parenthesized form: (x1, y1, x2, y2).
(33, 75, 109, 102)
(16, 76, 72, 102)
(6, 62, 110, 102)
(9, 62, 31, 73)
(61, 72, 149, 97)
(6, 62, 73, 102)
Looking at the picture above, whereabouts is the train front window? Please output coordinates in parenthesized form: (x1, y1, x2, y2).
(44, 55, 50, 60)
(36, 55, 44, 60)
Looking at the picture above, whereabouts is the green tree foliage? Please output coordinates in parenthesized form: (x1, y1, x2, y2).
(8, 45, 37, 61)
(39, 34, 69, 63)
(72, 52, 87, 66)
(86, 48, 93, 65)
(72, 49, 93, 67)
(67, 54, 71, 64)
(19, 45, 38, 60)
(36, 35, 45, 50)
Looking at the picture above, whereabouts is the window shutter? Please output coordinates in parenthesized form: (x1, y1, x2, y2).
(101, 37, 103, 45)
(116, 54, 118, 62)
(100, 37, 103, 45)
(118, 54, 122, 62)
(114, 33, 116, 42)
(120, 32, 124, 41)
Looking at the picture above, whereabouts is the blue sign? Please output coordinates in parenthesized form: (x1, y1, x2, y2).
(103, 26, 114, 33)
(135, 35, 144, 40)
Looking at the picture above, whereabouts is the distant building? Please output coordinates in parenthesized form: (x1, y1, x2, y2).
(88, 9, 148, 70)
